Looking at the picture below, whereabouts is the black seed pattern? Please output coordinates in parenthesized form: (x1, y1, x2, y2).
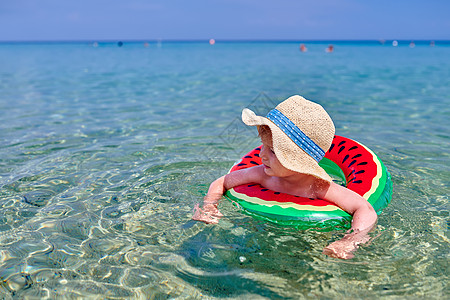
(274, 192, 280, 195)
(261, 189, 269, 191)
(237, 163, 246, 166)
(244, 155, 252, 158)
(348, 160, 357, 168)
(343, 143, 367, 185)
(342, 154, 349, 164)
(250, 161, 259, 165)
(329, 143, 335, 153)
(325, 137, 369, 187)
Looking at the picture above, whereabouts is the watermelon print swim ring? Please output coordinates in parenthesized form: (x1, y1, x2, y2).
(225, 135, 392, 230)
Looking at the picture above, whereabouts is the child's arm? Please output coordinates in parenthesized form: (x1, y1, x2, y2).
(192, 175, 226, 224)
(192, 166, 265, 224)
(319, 182, 378, 259)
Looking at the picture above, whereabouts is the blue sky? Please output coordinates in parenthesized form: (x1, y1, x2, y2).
(1, 0, 449, 41)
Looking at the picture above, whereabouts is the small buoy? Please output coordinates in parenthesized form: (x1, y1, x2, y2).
(392, 40, 398, 47)
(209, 39, 215, 45)
(300, 44, 307, 52)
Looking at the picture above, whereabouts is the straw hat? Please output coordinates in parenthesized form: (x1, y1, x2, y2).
(242, 95, 335, 183)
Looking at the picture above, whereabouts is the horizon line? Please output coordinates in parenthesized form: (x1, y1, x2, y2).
(0, 39, 449, 44)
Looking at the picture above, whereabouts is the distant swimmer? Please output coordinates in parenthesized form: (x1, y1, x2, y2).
(409, 41, 415, 48)
(325, 45, 334, 53)
(300, 44, 307, 52)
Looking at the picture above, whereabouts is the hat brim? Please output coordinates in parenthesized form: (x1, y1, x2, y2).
(242, 108, 332, 183)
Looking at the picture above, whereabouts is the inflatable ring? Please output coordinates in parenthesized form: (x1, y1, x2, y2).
(225, 135, 392, 230)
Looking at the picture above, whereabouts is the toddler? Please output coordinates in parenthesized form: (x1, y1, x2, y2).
(192, 95, 377, 259)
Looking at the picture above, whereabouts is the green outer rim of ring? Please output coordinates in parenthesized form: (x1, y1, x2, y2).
(368, 153, 393, 214)
(226, 190, 351, 231)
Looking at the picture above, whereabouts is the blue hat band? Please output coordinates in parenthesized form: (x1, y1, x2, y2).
(266, 109, 325, 162)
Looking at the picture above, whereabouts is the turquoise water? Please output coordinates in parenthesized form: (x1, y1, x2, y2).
(0, 41, 448, 299)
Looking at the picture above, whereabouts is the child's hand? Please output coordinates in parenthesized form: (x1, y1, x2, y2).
(323, 240, 358, 259)
(192, 203, 223, 224)
(322, 233, 371, 259)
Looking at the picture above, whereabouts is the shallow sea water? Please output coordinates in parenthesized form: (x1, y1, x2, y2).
(0, 41, 448, 299)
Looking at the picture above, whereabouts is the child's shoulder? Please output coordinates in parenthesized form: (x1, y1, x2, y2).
(224, 165, 267, 188)
(319, 181, 373, 214)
